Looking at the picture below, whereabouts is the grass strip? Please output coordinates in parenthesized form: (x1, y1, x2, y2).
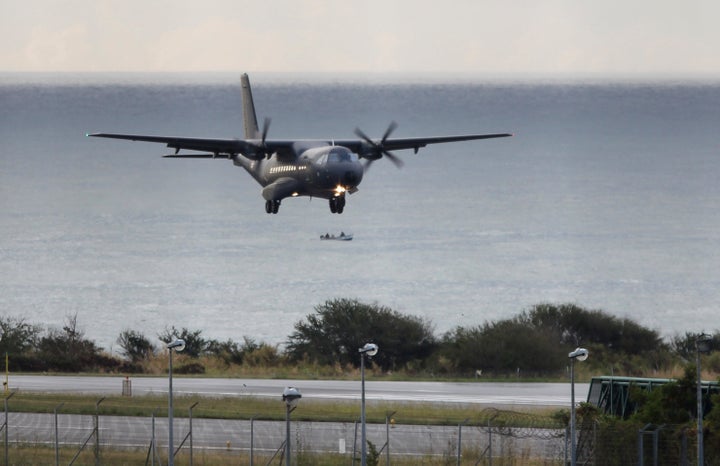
(4, 392, 564, 428)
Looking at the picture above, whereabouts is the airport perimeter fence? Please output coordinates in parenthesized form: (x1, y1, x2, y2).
(0, 399, 710, 465)
(0, 400, 572, 465)
(576, 419, 711, 466)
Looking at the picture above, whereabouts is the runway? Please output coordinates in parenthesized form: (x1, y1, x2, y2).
(8, 375, 588, 407)
(4, 376, 578, 459)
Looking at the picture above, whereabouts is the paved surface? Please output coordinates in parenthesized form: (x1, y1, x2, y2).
(9, 375, 588, 407)
(3, 376, 578, 459)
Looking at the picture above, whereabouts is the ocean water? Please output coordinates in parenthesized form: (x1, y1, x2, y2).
(1, 73, 719, 353)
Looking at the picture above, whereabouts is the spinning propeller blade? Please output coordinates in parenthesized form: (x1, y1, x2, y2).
(354, 121, 404, 170)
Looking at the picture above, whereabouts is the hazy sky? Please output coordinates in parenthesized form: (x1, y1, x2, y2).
(2, 0, 718, 75)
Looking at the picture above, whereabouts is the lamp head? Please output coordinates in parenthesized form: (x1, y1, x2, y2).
(697, 334, 713, 353)
(359, 342, 379, 357)
(283, 386, 302, 407)
(167, 339, 186, 352)
(568, 347, 589, 361)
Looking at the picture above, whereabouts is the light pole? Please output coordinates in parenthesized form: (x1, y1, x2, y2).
(696, 334, 712, 466)
(166, 338, 185, 466)
(568, 347, 588, 466)
(359, 342, 379, 466)
(282, 387, 301, 466)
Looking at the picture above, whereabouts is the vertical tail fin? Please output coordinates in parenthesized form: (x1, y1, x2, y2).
(241, 73, 260, 139)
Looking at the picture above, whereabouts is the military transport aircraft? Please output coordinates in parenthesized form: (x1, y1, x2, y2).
(88, 74, 511, 214)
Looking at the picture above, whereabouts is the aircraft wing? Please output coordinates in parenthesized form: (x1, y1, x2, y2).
(87, 132, 511, 158)
(334, 133, 512, 155)
(87, 133, 298, 159)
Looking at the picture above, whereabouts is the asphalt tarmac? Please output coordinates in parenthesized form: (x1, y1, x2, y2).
(5, 376, 581, 458)
(9, 375, 588, 407)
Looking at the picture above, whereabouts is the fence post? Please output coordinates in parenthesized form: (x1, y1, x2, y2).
(680, 427, 688, 466)
(54, 402, 65, 466)
(4, 391, 15, 466)
(384, 410, 395, 466)
(638, 423, 652, 466)
(94, 397, 105, 466)
(652, 424, 665, 466)
(3, 396, 5, 466)
(488, 418, 493, 466)
(151, 412, 156, 466)
(456, 418, 468, 466)
(352, 420, 358, 465)
(189, 403, 196, 466)
(250, 417, 254, 466)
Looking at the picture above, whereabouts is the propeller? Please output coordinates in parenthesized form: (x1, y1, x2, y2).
(354, 121, 404, 170)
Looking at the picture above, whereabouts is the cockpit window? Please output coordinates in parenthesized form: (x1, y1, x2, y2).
(328, 149, 357, 163)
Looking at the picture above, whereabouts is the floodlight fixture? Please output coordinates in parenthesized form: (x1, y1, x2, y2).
(167, 339, 186, 352)
(359, 342, 379, 357)
(568, 347, 588, 361)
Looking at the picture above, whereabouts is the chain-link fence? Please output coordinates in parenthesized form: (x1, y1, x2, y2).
(0, 403, 570, 465)
(2, 401, 714, 465)
(576, 419, 714, 466)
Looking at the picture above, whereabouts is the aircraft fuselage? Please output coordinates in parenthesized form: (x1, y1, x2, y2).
(88, 73, 511, 215)
(233, 144, 363, 213)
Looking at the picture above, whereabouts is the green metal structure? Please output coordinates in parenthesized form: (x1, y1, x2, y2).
(587, 376, 720, 418)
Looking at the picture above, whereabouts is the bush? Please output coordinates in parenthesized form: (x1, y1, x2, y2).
(37, 314, 117, 372)
(175, 362, 205, 374)
(205, 336, 266, 366)
(243, 343, 282, 367)
(117, 329, 155, 362)
(436, 303, 670, 376)
(286, 298, 436, 371)
(523, 303, 664, 355)
(0, 316, 41, 356)
(438, 319, 566, 376)
(158, 326, 208, 358)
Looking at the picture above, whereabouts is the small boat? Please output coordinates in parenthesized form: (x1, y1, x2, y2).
(320, 233, 353, 241)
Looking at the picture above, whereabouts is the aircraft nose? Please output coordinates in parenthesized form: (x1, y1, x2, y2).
(343, 170, 361, 186)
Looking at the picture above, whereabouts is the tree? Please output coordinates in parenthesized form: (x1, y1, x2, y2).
(205, 336, 273, 366)
(37, 314, 116, 372)
(670, 331, 720, 361)
(116, 329, 155, 362)
(439, 319, 566, 376)
(630, 364, 698, 424)
(157, 326, 208, 358)
(523, 303, 664, 354)
(286, 298, 436, 371)
(0, 316, 43, 371)
(0, 316, 41, 356)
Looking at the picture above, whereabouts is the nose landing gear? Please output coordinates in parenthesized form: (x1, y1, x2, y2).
(329, 195, 345, 214)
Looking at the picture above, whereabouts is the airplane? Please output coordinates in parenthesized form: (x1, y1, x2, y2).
(88, 74, 511, 214)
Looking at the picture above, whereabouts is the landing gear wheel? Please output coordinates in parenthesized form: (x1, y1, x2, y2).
(265, 200, 281, 214)
(329, 196, 345, 214)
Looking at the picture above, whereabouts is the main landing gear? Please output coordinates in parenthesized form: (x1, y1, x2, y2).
(265, 199, 281, 214)
(329, 195, 345, 214)
(265, 197, 345, 214)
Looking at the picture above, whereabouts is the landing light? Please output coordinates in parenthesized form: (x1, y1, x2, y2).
(291, 192, 299, 197)
(334, 185, 347, 196)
